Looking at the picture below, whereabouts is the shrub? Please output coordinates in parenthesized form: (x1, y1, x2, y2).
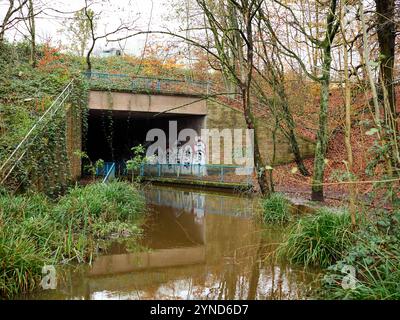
(278, 208, 353, 268)
(320, 210, 400, 299)
(261, 193, 291, 225)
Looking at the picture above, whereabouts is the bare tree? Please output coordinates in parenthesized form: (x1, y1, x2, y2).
(64, 8, 94, 57)
(27, 0, 36, 67)
(255, 5, 310, 176)
(197, 0, 272, 194)
(83, 0, 137, 72)
(340, 0, 356, 227)
(0, 0, 28, 43)
(262, 0, 342, 201)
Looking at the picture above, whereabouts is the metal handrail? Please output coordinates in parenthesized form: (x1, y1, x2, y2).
(0, 80, 74, 183)
(140, 163, 251, 169)
(137, 163, 253, 185)
(102, 162, 116, 183)
(83, 71, 129, 78)
(84, 71, 209, 85)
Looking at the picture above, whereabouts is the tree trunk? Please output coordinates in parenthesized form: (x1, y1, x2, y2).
(375, 0, 396, 117)
(341, 1, 356, 227)
(311, 46, 331, 201)
(85, 4, 95, 73)
(289, 129, 309, 176)
(242, 88, 270, 195)
(311, 0, 339, 202)
(28, 0, 36, 68)
(86, 44, 94, 73)
(277, 87, 310, 176)
(375, 0, 399, 170)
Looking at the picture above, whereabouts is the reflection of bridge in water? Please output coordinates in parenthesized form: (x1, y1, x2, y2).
(144, 186, 256, 218)
(88, 187, 257, 278)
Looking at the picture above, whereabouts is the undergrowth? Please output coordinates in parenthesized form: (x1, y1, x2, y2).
(0, 181, 146, 299)
(319, 210, 400, 299)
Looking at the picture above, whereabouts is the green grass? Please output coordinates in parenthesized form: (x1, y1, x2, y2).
(323, 260, 400, 300)
(0, 181, 146, 298)
(53, 181, 145, 259)
(0, 193, 56, 298)
(261, 193, 291, 225)
(277, 207, 353, 268)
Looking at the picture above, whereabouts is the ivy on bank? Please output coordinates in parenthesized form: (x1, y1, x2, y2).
(0, 42, 89, 196)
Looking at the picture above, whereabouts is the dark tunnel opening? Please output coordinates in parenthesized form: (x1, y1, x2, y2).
(86, 109, 206, 163)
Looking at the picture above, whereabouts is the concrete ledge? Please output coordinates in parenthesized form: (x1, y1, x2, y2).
(88, 90, 207, 115)
(141, 177, 252, 190)
(90, 87, 206, 98)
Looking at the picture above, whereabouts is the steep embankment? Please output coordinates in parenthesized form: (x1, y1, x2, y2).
(0, 43, 87, 195)
(274, 85, 400, 202)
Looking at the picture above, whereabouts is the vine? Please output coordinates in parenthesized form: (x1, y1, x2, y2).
(0, 62, 89, 196)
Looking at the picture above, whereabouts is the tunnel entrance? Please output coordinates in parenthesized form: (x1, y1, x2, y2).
(86, 109, 206, 163)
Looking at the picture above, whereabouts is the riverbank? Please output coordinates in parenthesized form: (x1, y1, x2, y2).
(260, 193, 400, 299)
(0, 181, 146, 299)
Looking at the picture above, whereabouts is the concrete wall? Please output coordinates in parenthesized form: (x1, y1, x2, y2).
(206, 102, 315, 165)
(89, 90, 207, 115)
(65, 104, 82, 180)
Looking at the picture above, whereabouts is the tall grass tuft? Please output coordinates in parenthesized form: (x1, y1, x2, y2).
(278, 208, 353, 268)
(261, 193, 291, 225)
(53, 181, 146, 259)
(53, 181, 145, 231)
(0, 194, 55, 298)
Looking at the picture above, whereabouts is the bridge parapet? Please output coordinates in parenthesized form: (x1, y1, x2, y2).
(84, 72, 210, 96)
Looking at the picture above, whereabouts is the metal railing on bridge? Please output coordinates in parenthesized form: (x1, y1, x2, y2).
(84, 72, 210, 96)
(98, 162, 116, 183)
(95, 162, 253, 186)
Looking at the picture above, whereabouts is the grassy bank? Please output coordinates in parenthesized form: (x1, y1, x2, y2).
(0, 181, 146, 298)
(261, 193, 400, 299)
(0, 42, 88, 196)
(319, 210, 400, 299)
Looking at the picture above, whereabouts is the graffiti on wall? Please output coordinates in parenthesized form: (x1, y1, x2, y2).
(149, 136, 206, 167)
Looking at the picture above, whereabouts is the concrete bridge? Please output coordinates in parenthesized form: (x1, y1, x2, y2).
(67, 72, 315, 185)
(87, 72, 208, 115)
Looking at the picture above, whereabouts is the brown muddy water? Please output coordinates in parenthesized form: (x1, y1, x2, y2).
(22, 185, 319, 300)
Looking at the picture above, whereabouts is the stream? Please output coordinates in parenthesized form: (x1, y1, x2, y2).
(22, 185, 318, 300)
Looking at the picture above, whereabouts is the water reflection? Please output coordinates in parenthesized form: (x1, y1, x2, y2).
(24, 185, 317, 300)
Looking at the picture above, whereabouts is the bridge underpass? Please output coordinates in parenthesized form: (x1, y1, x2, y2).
(86, 109, 206, 163)
(86, 82, 212, 182)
